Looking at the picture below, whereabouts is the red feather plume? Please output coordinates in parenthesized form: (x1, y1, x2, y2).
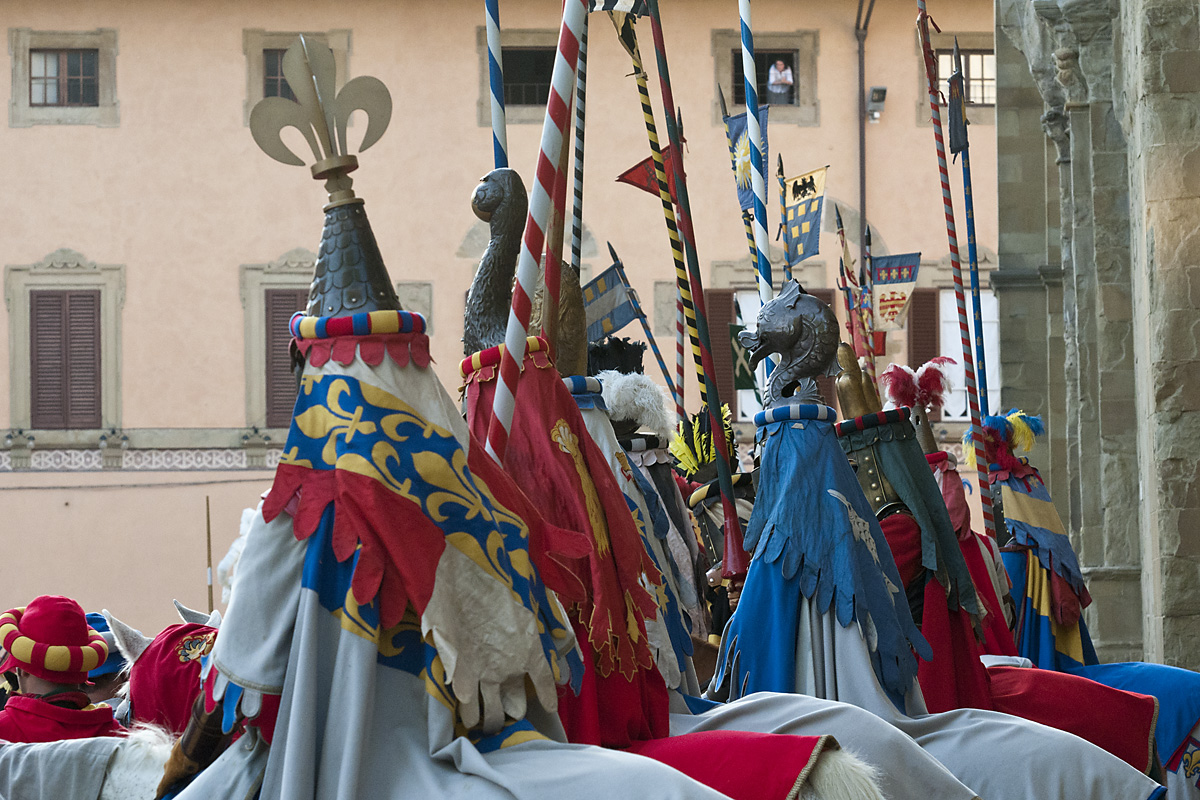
(880, 364, 918, 408)
(915, 357, 955, 411)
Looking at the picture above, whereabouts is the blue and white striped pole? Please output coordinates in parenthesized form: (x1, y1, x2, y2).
(738, 0, 772, 310)
(485, 0, 508, 168)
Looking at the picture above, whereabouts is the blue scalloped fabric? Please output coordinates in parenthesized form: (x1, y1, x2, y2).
(839, 417, 982, 618)
(719, 412, 930, 700)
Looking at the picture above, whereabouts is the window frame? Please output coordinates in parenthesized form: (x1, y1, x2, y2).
(475, 28, 560, 127)
(732, 49, 802, 107)
(915, 30, 994, 127)
(936, 48, 996, 108)
(262, 48, 298, 102)
(29, 48, 100, 108)
(240, 249, 315, 432)
(711, 29, 819, 127)
(4, 249, 125, 441)
(9, 28, 118, 127)
(242, 30, 351, 125)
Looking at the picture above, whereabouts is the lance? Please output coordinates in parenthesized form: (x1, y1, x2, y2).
(862, 225, 878, 382)
(777, 155, 792, 282)
(485, 0, 586, 462)
(484, 0, 508, 168)
(617, 16, 706, 414)
(717, 85, 761, 275)
(949, 39, 990, 417)
(736, 0, 773, 311)
(205, 496, 214, 613)
(835, 204, 864, 351)
(569, 22, 589, 289)
(916, 0, 998, 541)
(542, 14, 588, 352)
(645, 0, 749, 578)
(610, 242, 679, 407)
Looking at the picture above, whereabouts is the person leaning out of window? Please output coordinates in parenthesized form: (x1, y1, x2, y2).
(767, 59, 794, 105)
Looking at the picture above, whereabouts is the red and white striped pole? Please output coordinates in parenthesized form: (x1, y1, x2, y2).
(916, 1, 997, 540)
(485, 0, 587, 462)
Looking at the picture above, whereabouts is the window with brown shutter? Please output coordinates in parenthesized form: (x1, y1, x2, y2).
(704, 288, 738, 419)
(808, 288, 839, 412)
(906, 287, 941, 421)
(30, 289, 101, 429)
(265, 288, 310, 428)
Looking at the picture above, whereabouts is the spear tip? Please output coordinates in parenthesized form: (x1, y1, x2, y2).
(717, 83, 729, 119)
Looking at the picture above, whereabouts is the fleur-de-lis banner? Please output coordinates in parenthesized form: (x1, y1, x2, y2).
(870, 253, 921, 331)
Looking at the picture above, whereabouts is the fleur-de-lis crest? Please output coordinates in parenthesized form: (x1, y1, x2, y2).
(249, 36, 392, 195)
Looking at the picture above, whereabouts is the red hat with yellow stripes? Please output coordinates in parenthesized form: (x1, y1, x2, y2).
(0, 595, 109, 685)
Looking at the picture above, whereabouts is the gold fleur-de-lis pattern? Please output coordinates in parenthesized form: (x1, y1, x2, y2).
(281, 373, 577, 750)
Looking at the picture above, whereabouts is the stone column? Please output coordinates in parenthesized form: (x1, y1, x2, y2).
(1120, 0, 1200, 667)
(999, 0, 1145, 662)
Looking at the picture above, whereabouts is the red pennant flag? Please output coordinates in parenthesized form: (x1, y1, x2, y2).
(616, 145, 684, 201)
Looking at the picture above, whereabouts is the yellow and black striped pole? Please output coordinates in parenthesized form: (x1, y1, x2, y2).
(614, 14, 708, 407)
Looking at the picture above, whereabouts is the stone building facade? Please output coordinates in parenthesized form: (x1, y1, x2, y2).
(994, 0, 1200, 665)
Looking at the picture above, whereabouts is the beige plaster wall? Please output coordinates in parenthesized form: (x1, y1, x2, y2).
(0, 471, 271, 634)
(0, 0, 996, 630)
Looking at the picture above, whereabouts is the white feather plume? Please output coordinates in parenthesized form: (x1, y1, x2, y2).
(596, 370, 672, 439)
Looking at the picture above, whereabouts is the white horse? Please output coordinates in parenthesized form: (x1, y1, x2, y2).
(0, 726, 882, 800)
(0, 600, 884, 800)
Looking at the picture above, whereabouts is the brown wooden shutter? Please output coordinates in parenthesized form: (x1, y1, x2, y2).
(907, 287, 941, 421)
(265, 289, 310, 428)
(704, 288, 737, 419)
(30, 289, 100, 429)
(807, 288, 839, 413)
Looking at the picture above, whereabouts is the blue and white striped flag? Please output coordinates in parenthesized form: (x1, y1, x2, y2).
(583, 265, 638, 342)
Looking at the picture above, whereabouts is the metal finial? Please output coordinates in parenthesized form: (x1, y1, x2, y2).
(249, 36, 393, 208)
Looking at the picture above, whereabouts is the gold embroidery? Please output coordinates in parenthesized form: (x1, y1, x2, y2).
(551, 419, 610, 556)
(293, 379, 378, 465)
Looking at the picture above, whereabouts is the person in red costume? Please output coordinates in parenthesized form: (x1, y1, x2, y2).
(0, 595, 122, 743)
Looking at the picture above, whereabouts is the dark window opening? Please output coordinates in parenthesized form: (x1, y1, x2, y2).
(732, 50, 798, 106)
(937, 49, 995, 106)
(30, 290, 101, 429)
(30, 49, 99, 107)
(502, 47, 556, 106)
(264, 49, 297, 101)
(906, 288, 941, 422)
(265, 288, 310, 428)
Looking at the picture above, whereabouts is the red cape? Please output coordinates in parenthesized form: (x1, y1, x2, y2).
(0, 693, 122, 743)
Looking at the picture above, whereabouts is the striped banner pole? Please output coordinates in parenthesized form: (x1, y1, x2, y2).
(620, 22, 708, 407)
(777, 155, 792, 282)
(485, 0, 586, 462)
(675, 297, 686, 423)
(717, 85, 763, 276)
(916, 1, 997, 541)
(738, 0, 774, 311)
(862, 225, 878, 382)
(569, 22, 589, 284)
(962, 150, 990, 416)
(645, 0, 749, 577)
(485, 0, 508, 169)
